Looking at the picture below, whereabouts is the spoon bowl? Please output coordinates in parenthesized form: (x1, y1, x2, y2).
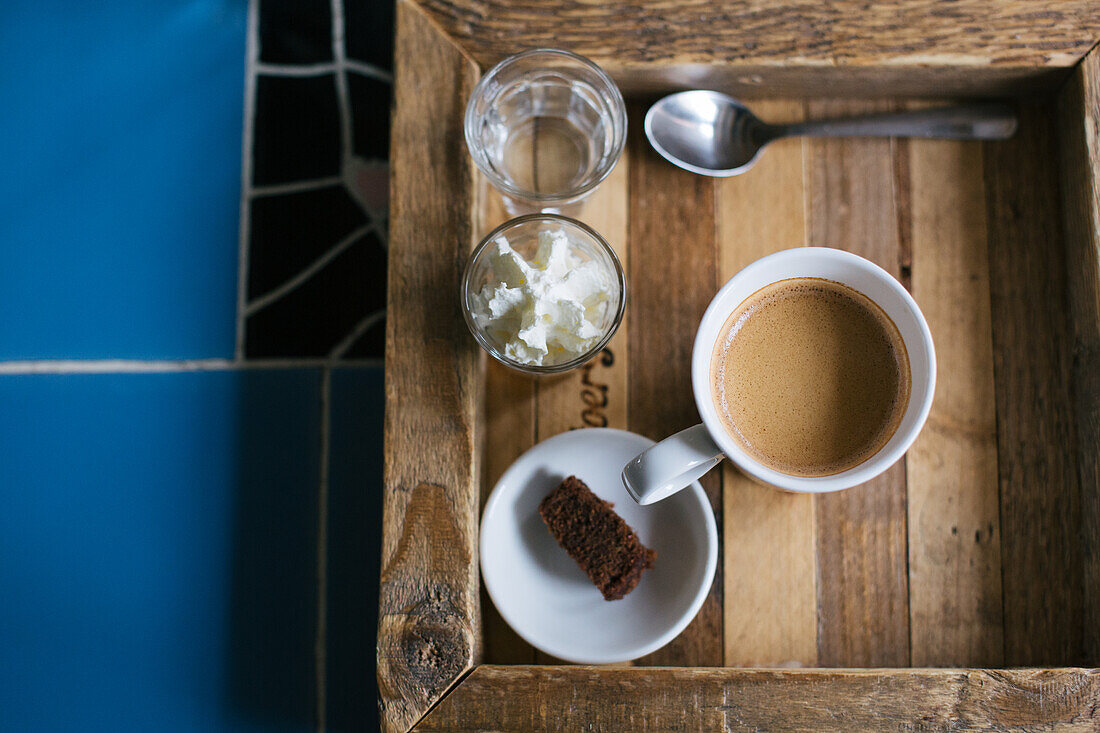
(644, 90, 1018, 177)
(644, 90, 770, 176)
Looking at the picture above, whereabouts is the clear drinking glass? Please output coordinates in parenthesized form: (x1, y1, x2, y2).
(464, 49, 627, 215)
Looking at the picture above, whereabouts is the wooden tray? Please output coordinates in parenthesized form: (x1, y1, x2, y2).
(379, 2, 1100, 730)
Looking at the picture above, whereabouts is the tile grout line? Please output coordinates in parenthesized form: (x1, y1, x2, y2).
(331, 0, 352, 173)
(315, 367, 332, 733)
(236, 0, 260, 360)
(244, 222, 376, 316)
(252, 176, 344, 198)
(255, 59, 393, 84)
(344, 58, 394, 84)
(0, 358, 383, 374)
(329, 309, 386, 359)
(256, 61, 339, 77)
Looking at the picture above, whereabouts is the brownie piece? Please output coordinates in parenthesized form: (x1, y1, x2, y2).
(538, 476, 656, 601)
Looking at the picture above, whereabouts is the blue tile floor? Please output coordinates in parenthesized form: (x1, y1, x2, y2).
(0, 2, 386, 731)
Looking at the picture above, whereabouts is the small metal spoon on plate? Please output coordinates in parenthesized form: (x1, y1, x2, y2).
(644, 90, 1018, 177)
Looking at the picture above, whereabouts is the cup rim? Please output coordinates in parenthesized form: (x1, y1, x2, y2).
(690, 247, 936, 493)
(461, 213, 627, 375)
(463, 48, 628, 204)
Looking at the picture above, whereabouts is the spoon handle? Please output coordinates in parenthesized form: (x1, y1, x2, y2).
(768, 103, 1018, 141)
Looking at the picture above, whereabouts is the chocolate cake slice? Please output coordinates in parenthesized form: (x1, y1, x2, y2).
(538, 476, 656, 601)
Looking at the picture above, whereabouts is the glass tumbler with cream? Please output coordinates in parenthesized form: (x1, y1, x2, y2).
(462, 214, 625, 374)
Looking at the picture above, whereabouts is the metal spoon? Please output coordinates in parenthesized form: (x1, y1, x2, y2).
(644, 90, 1018, 177)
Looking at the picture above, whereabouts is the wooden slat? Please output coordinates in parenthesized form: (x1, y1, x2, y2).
(477, 170, 539, 666)
(807, 100, 910, 667)
(474, 100, 631, 668)
(479, 359, 538, 665)
(984, 104, 1084, 666)
(481, 362, 536, 492)
(378, 3, 482, 731)
(417, 665, 1100, 731)
(905, 136, 1004, 667)
(1056, 46, 1100, 666)
(417, 0, 1100, 83)
(535, 158, 630, 440)
(714, 100, 817, 668)
(476, 162, 635, 666)
(627, 103, 722, 667)
(530, 155, 630, 667)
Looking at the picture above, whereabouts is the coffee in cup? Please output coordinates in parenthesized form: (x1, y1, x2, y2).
(710, 277, 911, 478)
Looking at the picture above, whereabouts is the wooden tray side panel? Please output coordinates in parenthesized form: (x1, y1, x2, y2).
(984, 104, 1084, 666)
(626, 106, 723, 666)
(378, 3, 483, 731)
(1056, 47, 1100, 665)
(418, 665, 1100, 732)
(608, 66, 1072, 101)
(416, 0, 1100, 75)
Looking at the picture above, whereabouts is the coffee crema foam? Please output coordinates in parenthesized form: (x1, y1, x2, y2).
(711, 277, 911, 477)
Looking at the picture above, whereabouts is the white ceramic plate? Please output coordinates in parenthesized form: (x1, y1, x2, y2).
(480, 428, 718, 664)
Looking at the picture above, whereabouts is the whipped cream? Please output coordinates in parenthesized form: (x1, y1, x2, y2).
(472, 228, 615, 366)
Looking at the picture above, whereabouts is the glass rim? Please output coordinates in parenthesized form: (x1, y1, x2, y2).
(461, 213, 627, 375)
(464, 48, 628, 204)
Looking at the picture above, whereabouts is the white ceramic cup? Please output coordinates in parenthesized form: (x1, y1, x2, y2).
(622, 247, 936, 504)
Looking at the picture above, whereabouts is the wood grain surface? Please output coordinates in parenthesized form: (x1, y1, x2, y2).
(905, 136, 1004, 667)
(418, 665, 1100, 731)
(715, 100, 817, 668)
(473, 173, 542, 667)
(807, 100, 910, 667)
(415, 0, 1100, 81)
(474, 162, 635, 666)
(534, 159, 630, 441)
(531, 158, 630, 666)
(984, 104, 1084, 666)
(386, 3, 1100, 720)
(1056, 47, 1100, 666)
(473, 176, 544, 667)
(608, 65, 1072, 100)
(479, 360, 537, 666)
(378, 3, 482, 732)
(627, 104, 722, 667)
(474, 160, 633, 667)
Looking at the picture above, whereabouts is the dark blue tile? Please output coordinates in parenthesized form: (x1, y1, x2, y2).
(344, 0, 394, 71)
(341, 312, 385, 359)
(253, 74, 341, 186)
(0, 2, 245, 360)
(244, 230, 386, 358)
(259, 0, 332, 64)
(0, 369, 321, 732)
(348, 72, 391, 162)
(325, 366, 384, 732)
(248, 185, 368, 301)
